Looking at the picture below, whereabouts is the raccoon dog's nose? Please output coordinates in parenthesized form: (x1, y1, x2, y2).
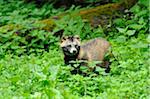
(73, 50, 77, 53)
(70, 48, 77, 54)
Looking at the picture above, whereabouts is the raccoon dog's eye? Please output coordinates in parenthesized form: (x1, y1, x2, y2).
(62, 47, 66, 49)
(75, 45, 79, 48)
(67, 45, 71, 48)
(62, 47, 67, 50)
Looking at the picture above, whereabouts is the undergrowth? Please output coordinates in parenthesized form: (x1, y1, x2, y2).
(0, 0, 149, 98)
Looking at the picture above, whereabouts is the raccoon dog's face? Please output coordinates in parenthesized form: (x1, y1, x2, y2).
(60, 35, 80, 56)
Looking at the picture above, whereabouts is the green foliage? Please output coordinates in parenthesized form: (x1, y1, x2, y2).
(0, 0, 63, 56)
(0, 28, 59, 56)
(0, 0, 149, 98)
(54, 15, 105, 40)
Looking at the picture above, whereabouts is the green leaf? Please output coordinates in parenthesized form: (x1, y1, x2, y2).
(115, 36, 126, 43)
(126, 30, 136, 36)
(116, 27, 128, 33)
(138, 17, 145, 24)
(113, 18, 125, 26)
(128, 24, 143, 30)
(147, 34, 150, 43)
(136, 10, 148, 17)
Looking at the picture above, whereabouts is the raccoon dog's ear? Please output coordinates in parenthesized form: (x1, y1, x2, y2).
(74, 35, 80, 40)
(61, 36, 68, 42)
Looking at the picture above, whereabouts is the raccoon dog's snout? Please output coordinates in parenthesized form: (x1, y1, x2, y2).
(70, 46, 77, 54)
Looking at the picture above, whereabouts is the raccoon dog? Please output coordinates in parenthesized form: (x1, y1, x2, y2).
(60, 35, 111, 75)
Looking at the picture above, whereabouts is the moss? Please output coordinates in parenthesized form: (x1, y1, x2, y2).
(0, 24, 22, 33)
(37, 19, 56, 31)
(78, 0, 138, 27)
(0, 0, 138, 33)
(78, 3, 122, 27)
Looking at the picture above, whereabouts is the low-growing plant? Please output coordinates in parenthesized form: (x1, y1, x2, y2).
(0, 0, 149, 98)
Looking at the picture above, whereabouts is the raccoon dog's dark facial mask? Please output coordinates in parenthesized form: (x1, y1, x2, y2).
(60, 36, 80, 56)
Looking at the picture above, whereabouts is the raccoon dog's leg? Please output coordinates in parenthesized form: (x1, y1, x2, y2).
(96, 61, 111, 73)
(70, 63, 81, 75)
(102, 51, 112, 73)
(103, 61, 111, 73)
(78, 61, 89, 76)
(70, 62, 88, 76)
(92, 67, 99, 75)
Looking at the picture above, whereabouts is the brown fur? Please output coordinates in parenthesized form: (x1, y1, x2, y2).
(78, 38, 110, 62)
(60, 36, 111, 74)
(78, 38, 111, 73)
